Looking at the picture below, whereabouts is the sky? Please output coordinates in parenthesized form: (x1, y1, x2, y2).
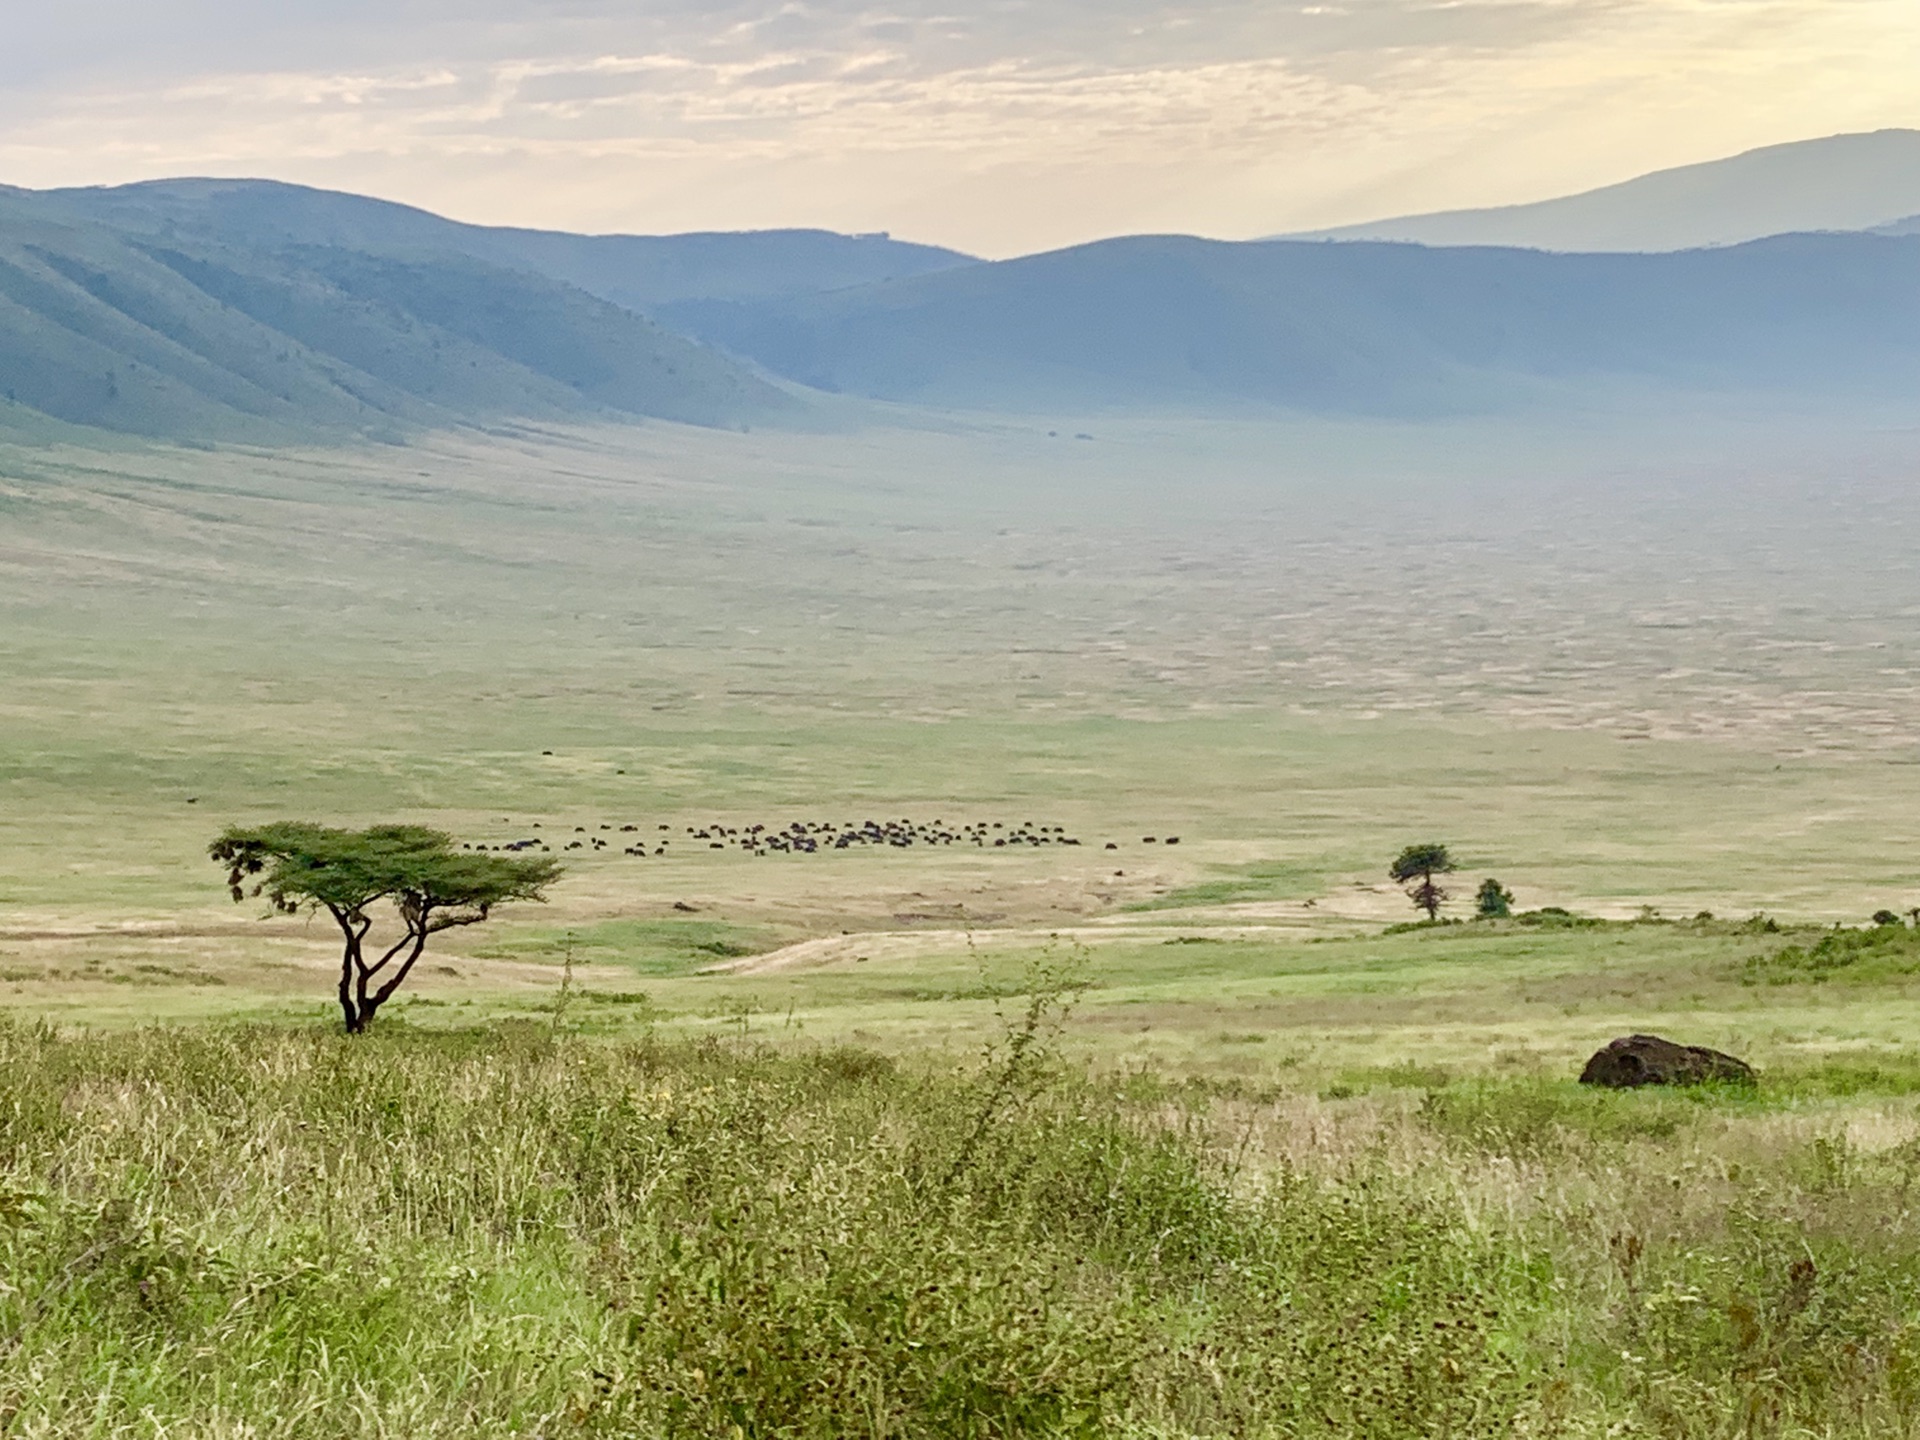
(4, 1, 1920, 256)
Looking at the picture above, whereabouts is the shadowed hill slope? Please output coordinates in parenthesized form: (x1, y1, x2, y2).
(0, 191, 788, 441)
(35, 178, 978, 312)
(1282, 129, 1920, 252)
(662, 232, 1920, 415)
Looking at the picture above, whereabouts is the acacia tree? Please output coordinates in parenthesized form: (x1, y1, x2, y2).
(1389, 843, 1455, 921)
(212, 823, 562, 1033)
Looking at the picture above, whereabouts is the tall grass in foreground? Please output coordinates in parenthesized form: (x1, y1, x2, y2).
(1, 1022, 1918, 1436)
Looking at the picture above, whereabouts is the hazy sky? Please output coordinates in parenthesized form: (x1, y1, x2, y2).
(5, 1, 1919, 255)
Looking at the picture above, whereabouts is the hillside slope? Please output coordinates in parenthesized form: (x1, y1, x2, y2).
(0, 192, 787, 442)
(1284, 130, 1920, 252)
(34, 179, 978, 311)
(664, 232, 1920, 415)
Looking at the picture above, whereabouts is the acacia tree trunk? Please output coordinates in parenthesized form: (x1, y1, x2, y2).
(325, 899, 489, 1033)
(327, 906, 373, 1032)
(326, 905, 420, 1033)
(339, 945, 358, 1031)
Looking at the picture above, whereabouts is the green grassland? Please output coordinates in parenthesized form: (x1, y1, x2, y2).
(7, 410, 1920, 1043)
(8, 986, 1920, 1434)
(7, 411, 1920, 1431)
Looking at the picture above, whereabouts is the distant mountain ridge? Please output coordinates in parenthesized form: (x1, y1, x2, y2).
(7, 152, 1920, 442)
(35, 179, 978, 312)
(1283, 130, 1920, 252)
(667, 231, 1920, 416)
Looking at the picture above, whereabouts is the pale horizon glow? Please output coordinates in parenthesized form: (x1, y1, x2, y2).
(4, 2, 1920, 257)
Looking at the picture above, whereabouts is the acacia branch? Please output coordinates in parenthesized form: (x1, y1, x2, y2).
(426, 904, 491, 934)
(366, 904, 492, 1011)
(370, 925, 434, 1010)
(324, 903, 374, 956)
(324, 902, 363, 937)
(365, 927, 422, 978)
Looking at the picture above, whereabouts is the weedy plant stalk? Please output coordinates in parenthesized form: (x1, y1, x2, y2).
(937, 933, 1090, 1190)
(549, 929, 577, 1039)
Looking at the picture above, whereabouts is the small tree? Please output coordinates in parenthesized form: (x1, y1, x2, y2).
(1389, 843, 1454, 921)
(212, 823, 562, 1033)
(1476, 878, 1514, 918)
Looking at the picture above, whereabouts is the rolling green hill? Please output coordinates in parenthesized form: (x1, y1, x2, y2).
(0, 190, 789, 442)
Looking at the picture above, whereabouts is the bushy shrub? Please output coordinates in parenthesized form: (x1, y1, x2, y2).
(1743, 922, 1920, 985)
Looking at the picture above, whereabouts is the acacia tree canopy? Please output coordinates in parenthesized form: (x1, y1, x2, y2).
(211, 823, 562, 1032)
(1388, 843, 1455, 921)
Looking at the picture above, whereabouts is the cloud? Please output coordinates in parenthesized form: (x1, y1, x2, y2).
(3, 1, 1918, 253)
(7, 1, 1627, 90)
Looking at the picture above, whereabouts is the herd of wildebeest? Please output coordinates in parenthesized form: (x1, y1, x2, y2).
(463, 817, 1181, 858)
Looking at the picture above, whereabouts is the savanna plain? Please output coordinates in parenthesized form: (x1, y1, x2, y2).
(7, 406, 1920, 1436)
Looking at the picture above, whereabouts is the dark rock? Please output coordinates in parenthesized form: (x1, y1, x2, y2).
(1579, 1034, 1754, 1088)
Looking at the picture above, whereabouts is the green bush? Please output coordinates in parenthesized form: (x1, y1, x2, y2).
(1513, 906, 1602, 930)
(1743, 923, 1920, 985)
(1417, 1078, 1704, 1153)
